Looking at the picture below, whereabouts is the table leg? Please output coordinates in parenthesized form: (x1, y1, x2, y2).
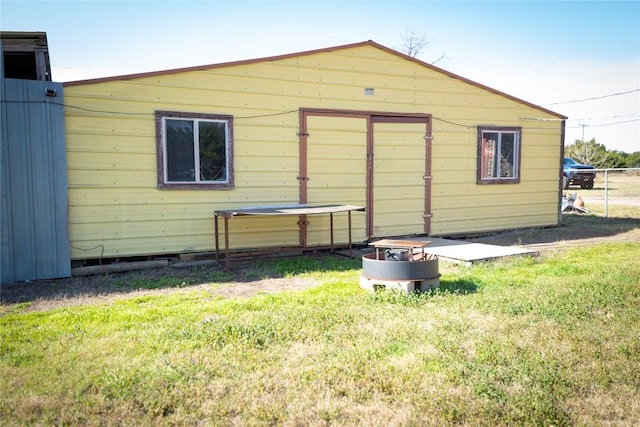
(214, 214, 219, 263)
(330, 212, 334, 250)
(224, 217, 230, 270)
(348, 211, 353, 257)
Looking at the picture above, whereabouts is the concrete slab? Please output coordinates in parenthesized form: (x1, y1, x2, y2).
(419, 237, 538, 265)
(361, 237, 538, 265)
(346, 237, 539, 265)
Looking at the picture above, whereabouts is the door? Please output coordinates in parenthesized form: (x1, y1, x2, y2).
(371, 119, 431, 237)
(303, 114, 368, 246)
(300, 109, 431, 246)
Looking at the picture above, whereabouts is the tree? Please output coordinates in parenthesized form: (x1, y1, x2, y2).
(565, 138, 609, 167)
(399, 28, 447, 65)
(625, 152, 640, 168)
(400, 28, 429, 58)
(566, 138, 640, 168)
(605, 150, 629, 169)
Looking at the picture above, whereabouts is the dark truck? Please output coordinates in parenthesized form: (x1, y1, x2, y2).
(563, 157, 595, 189)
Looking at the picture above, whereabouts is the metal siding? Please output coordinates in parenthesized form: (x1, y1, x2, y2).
(428, 113, 561, 236)
(0, 88, 13, 282)
(4, 80, 36, 281)
(1, 79, 70, 283)
(63, 44, 563, 259)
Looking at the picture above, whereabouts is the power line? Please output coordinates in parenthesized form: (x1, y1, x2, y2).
(521, 114, 640, 127)
(578, 118, 640, 128)
(566, 112, 640, 121)
(0, 99, 299, 120)
(5, 98, 637, 130)
(542, 88, 640, 106)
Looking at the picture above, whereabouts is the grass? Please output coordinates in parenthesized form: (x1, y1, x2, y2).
(583, 204, 640, 218)
(2, 243, 640, 426)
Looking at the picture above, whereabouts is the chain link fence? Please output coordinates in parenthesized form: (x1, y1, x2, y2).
(563, 168, 640, 218)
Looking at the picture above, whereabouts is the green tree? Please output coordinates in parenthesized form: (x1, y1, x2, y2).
(565, 138, 609, 167)
(626, 152, 640, 168)
(605, 150, 629, 168)
(565, 138, 640, 168)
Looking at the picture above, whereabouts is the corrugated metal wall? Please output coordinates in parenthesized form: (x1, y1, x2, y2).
(1, 78, 70, 283)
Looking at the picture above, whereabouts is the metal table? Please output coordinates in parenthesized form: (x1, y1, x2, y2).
(214, 204, 365, 269)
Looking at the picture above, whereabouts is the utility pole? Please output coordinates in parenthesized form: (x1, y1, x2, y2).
(579, 124, 587, 143)
(579, 124, 588, 161)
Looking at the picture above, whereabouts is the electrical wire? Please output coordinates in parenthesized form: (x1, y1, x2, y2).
(0, 99, 152, 116)
(1, 99, 300, 119)
(431, 116, 475, 128)
(542, 88, 640, 106)
(236, 110, 298, 119)
(1, 98, 483, 128)
(6, 98, 633, 130)
(574, 118, 640, 128)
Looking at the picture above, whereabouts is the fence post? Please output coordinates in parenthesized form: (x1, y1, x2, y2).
(604, 169, 609, 218)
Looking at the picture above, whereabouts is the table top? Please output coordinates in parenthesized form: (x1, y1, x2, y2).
(215, 204, 365, 218)
(369, 239, 431, 249)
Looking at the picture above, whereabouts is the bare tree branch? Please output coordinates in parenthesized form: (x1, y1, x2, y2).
(399, 28, 448, 66)
(430, 53, 448, 66)
(400, 28, 430, 58)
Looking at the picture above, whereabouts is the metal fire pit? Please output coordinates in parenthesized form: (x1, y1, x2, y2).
(360, 239, 440, 293)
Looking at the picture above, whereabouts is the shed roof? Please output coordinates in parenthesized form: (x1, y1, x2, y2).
(63, 40, 566, 119)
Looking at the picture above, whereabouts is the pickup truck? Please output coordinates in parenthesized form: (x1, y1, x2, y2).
(563, 157, 595, 189)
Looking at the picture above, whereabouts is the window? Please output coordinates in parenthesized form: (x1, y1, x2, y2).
(3, 52, 38, 80)
(477, 126, 521, 184)
(156, 111, 233, 189)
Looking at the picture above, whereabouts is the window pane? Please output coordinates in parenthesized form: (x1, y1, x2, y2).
(477, 127, 520, 184)
(199, 121, 227, 181)
(166, 119, 195, 181)
(481, 132, 499, 178)
(500, 133, 516, 178)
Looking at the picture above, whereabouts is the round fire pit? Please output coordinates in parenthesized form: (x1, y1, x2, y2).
(360, 239, 440, 293)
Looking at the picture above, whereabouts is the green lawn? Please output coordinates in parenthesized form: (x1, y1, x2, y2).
(2, 243, 639, 426)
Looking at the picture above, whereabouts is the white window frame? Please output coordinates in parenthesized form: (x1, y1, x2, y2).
(155, 111, 234, 189)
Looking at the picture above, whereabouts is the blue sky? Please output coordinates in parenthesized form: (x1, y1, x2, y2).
(2, 0, 639, 153)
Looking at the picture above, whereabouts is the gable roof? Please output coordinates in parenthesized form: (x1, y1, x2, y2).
(63, 40, 566, 119)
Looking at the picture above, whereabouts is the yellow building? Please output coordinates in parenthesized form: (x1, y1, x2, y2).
(63, 41, 565, 262)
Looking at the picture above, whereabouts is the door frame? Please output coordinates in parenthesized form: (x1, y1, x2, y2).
(299, 108, 433, 242)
